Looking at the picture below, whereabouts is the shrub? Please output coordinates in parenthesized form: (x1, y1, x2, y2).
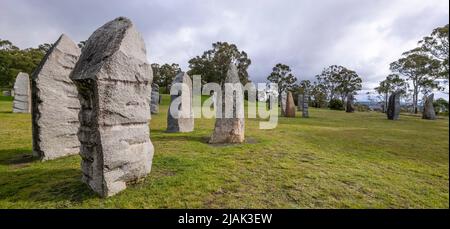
(329, 99, 344, 110)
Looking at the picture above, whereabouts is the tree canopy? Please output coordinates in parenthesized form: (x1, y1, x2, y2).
(187, 42, 251, 85)
(0, 38, 48, 89)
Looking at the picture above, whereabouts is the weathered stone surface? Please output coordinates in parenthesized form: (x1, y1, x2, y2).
(31, 34, 81, 161)
(302, 94, 309, 118)
(346, 94, 355, 113)
(167, 72, 194, 132)
(422, 93, 436, 120)
(209, 63, 245, 144)
(285, 91, 296, 117)
(13, 72, 31, 113)
(280, 91, 287, 116)
(70, 17, 153, 197)
(387, 91, 401, 120)
(150, 83, 160, 114)
(297, 94, 303, 111)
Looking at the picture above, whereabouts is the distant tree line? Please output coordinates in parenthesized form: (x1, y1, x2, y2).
(0, 39, 50, 89)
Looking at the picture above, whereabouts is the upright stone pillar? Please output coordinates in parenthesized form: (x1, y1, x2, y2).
(297, 94, 303, 111)
(13, 72, 31, 113)
(346, 94, 355, 113)
(167, 72, 194, 132)
(422, 93, 436, 120)
(285, 91, 296, 117)
(302, 93, 309, 118)
(150, 83, 160, 114)
(70, 17, 154, 197)
(387, 91, 400, 120)
(280, 91, 287, 116)
(209, 63, 245, 144)
(31, 34, 81, 160)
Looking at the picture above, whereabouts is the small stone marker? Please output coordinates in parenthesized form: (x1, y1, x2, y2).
(2, 91, 11, 96)
(209, 63, 245, 144)
(167, 72, 194, 133)
(13, 72, 31, 113)
(302, 93, 309, 118)
(387, 91, 400, 120)
(346, 94, 355, 113)
(31, 34, 81, 161)
(150, 83, 160, 114)
(285, 91, 296, 117)
(70, 17, 154, 197)
(422, 93, 436, 120)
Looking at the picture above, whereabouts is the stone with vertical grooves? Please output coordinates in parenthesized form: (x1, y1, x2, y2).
(70, 17, 153, 197)
(166, 72, 194, 132)
(31, 34, 81, 161)
(13, 72, 31, 113)
(302, 93, 309, 118)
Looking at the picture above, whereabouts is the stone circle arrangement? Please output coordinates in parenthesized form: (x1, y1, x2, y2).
(9, 16, 439, 197)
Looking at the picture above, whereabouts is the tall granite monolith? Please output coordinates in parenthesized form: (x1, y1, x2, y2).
(13, 72, 31, 113)
(167, 72, 194, 132)
(31, 34, 81, 161)
(150, 83, 160, 114)
(302, 94, 309, 118)
(297, 94, 303, 111)
(387, 91, 400, 120)
(285, 91, 296, 117)
(209, 63, 244, 144)
(70, 17, 154, 197)
(280, 91, 287, 116)
(346, 94, 355, 113)
(422, 93, 436, 120)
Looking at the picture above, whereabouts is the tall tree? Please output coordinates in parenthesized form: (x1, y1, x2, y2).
(267, 63, 297, 99)
(150, 63, 181, 93)
(390, 51, 440, 113)
(311, 81, 328, 108)
(316, 65, 362, 103)
(188, 42, 251, 85)
(0, 38, 46, 89)
(417, 24, 449, 79)
(375, 74, 407, 112)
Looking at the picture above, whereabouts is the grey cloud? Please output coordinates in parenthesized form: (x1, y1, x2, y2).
(1, 0, 448, 100)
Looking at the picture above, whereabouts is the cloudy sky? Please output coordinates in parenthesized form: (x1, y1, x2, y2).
(1, 0, 449, 99)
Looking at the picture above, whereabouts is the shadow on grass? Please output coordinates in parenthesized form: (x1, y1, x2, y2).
(0, 149, 37, 167)
(0, 167, 97, 204)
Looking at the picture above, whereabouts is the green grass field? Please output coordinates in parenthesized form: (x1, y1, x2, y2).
(0, 95, 448, 209)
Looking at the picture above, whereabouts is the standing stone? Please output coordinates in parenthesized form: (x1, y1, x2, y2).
(280, 91, 287, 116)
(166, 72, 194, 132)
(422, 93, 436, 120)
(302, 94, 309, 118)
(297, 94, 304, 111)
(346, 94, 355, 113)
(150, 83, 160, 114)
(12, 72, 31, 113)
(209, 63, 244, 144)
(70, 17, 153, 197)
(31, 34, 81, 161)
(387, 91, 401, 120)
(285, 91, 296, 117)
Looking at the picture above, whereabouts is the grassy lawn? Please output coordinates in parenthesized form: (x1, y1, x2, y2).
(0, 95, 448, 209)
